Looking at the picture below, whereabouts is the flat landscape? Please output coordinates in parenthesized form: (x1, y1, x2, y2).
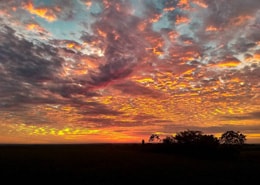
(0, 144, 259, 185)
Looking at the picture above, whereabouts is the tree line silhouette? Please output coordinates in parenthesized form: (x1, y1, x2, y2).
(145, 130, 247, 158)
(148, 130, 246, 145)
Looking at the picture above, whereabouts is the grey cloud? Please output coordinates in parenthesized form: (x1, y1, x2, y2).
(132, 114, 157, 121)
(76, 102, 122, 116)
(163, 123, 260, 135)
(78, 112, 159, 128)
(187, 0, 260, 65)
(0, 26, 62, 81)
(79, 118, 114, 126)
(230, 38, 256, 53)
(205, 0, 260, 27)
(85, 3, 149, 87)
(221, 111, 260, 121)
(53, 0, 77, 20)
(0, 26, 64, 108)
(88, 59, 134, 87)
(247, 16, 260, 42)
(79, 118, 144, 128)
(241, 65, 260, 85)
(112, 81, 163, 98)
(0, 25, 106, 109)
(204, 124, 260, 134)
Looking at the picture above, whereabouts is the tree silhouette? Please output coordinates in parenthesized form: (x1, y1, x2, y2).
(162, 135, 175, 144)
(149, 134, 161, 143)
(220, 130, 246, 145)
(199, 134, 220, 147)
(173, 130, 219, 146)
(174, 130, 204, 144)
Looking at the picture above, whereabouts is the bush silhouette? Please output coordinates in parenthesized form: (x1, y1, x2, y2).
(162, 136, 175, 144)
(220, 130, 246, 145)
(174, 130, 219, 146)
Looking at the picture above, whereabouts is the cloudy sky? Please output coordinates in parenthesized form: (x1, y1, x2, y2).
(0, 0, 259, 144)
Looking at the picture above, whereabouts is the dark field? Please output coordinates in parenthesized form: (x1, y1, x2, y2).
(0, 144, 260, 185)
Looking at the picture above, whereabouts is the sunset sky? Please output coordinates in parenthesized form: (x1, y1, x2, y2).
(0, 0, 259, 144)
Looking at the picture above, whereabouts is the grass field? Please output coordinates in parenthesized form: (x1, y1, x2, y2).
(0, 143, 259, 184)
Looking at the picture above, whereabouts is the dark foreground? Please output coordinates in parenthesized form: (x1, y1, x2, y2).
(0, 144, 259, 185)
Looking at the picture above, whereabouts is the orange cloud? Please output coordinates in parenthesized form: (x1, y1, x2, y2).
(66, 42, 82, 51)
(245, 51, 260, 64)
(193, 0, 208, 8)
(167, 31, 178, 42)
(85, 1, 92, 8)
(231, 15, 252, 26)
(23, 2, 59, 22)
(137, 22, 148, 31)
(216, 58, 241, 68)
(177, 0, 192, 11)
(163, 7, 175, 12)
(176, 15, 189, 24)
(149, 13, 162, 23)
(253, 51, 260, 60)
(26, 23, 46, 32)
(97, 29, 107, 38)
(206, 26, 218, 32)
(0, 10, 9, 17)
(178, 0, 189, 7)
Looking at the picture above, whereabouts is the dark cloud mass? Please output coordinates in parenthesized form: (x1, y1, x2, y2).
(0, 26, 62, 107)
(222, 111, 260, 121)
(112, 81, 163, 98)
(0, 0, 259, 143)
(87, 3, 149, 87)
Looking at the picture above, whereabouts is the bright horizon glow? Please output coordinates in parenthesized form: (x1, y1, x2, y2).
(0, 0, 259, 144)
